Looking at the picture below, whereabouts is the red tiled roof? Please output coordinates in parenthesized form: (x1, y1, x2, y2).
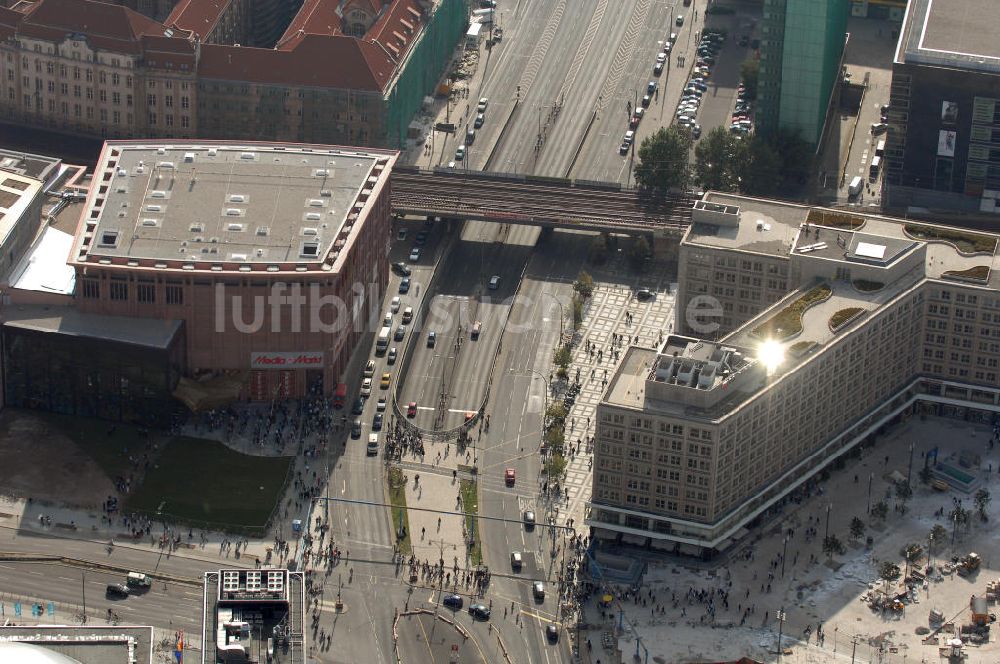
(0, 7, 23, 40)
(367, 0, 423, 63)
(18, 0, 169, 55)
(199, 33, 396, 91)
(276, 0, 341, 47)
(140, 34, 197, 71)
(165, 0, 231, 41)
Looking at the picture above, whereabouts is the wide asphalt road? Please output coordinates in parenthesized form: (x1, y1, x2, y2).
(396, 220, 537, 433)
(469, 0, 686, 183)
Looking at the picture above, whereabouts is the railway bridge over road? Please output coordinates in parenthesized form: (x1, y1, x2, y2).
(390, 167, 698, 235)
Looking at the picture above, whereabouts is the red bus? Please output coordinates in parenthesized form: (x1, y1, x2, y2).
(333, 383, 348, 409)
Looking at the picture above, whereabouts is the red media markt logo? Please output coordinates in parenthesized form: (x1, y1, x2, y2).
(252, 354, 323, 367)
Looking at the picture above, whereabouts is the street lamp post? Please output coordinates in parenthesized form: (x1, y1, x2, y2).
(781, 535, 789, 578)
(542, 292, 564, 344)
(776, 608, 786, 661)
(824, 502, 832, 541)
(867, 472, 873, 513)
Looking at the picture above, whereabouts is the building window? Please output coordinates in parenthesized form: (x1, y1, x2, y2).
(109, 282, 128, 301)
(82, 278, 100, 298)
(137, 283, 155, 304)
(165, 285, 183, 305)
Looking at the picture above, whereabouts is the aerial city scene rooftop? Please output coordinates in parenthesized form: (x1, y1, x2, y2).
(0, 1, 999, 663)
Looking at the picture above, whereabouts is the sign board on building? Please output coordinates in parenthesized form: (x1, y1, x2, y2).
(250, 352, 325, 369)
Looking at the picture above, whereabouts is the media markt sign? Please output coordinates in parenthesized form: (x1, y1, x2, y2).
(250, 352, 325, 369)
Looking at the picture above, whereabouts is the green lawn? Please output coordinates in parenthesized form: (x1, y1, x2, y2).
(126, 436, 292, 535)
(35, 409, 154, 480)
(459, 479, 482, 566)
(387, 467, 412, 555)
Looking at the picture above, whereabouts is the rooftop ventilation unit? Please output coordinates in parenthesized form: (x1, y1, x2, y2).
(117, 168, 127, 177)
(146, 204, 163, 212)
(305, 212, 321, 221)
(308, 199, 324, 207)
(225, 208, 242, 216)
(227, 223, 244, 232)
(314, 169, 329, 177)
(150, 190, 167, 198)
(240, 152, 256, 160)
(302, 227, 318, 236)
(156, 148, 166, 155)
(300, 242, 319, 258)
(190, 223, 203, 232)
(208, 148, 218, 156)
(228, 194, 246, 203)
(320, 189, 332, 197)
(115, 186, 127, 194)
(183, 152, 195, 163)
(157, 161, 175, 170)
(256, 227, 269, 236)
(230, 253, 248, 262)
(141, 218, 158, 227)
(98, 230, 119, 247)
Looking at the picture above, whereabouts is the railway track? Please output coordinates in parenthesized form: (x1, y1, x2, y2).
(391, 170, 696, 231)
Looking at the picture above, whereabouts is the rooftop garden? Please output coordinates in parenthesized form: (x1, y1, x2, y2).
(942, 265, 991, 283)
(751, 283, 832, 340)
(852, 279, 884, 292)
(789, 341, 817, 357)
(829, 307, 864, 332)
(903, 224, 997, 255)
(806, 209, 865, 230)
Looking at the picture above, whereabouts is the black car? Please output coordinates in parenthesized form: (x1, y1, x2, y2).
(387, 347, 398, 365)
(392, 262, 411, 276)
(415, 230, 429, 245)
(635, 288, 653, 301)
(546, 624, 559, 643)
(351, 397, 366, 415)
(372, 413, 383, 431)
(443, 594, 464, 609)
(351, 419, 362, 439)
(106, 583, 130, 599)
(399, 277, 411, 294)
(469, 604, 491, 620)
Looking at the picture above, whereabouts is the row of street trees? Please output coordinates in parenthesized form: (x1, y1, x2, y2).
(632, 125, 812, 197)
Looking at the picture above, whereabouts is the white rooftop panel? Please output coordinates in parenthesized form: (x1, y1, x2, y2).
(855, 242, 886, 259)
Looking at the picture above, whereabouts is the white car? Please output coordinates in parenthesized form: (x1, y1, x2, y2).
(390, 296, 401, 312)
(409, 248, 420, 262)
(361, 377, 372, 396)
(488, 275, 500, 290)
(478, 97, 489, 112)
(656, 52, 666, 64)
(455, 145, 465, 161)
(364, 360, 375, 377)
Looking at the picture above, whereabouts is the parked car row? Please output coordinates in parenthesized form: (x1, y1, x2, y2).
(673, 30, 726, 139)
(454, 98, 489, 162)
(730, 80, 753, 136)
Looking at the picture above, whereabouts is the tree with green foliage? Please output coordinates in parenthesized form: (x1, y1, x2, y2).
(739, 59, 759, 100)
(878, 561, 901, 596)
(545, 426, 565, 454)
(553, 344, 572, 370)
(895, 480, 913, 515)
(738, 135, 783, 196)
(772, 128, 813, 187)
(634, 126, 692, 192)
(871, 501, 889, 522)
(628, 235, 651, 271)
(544, 453, 568, 478)
(571, 294, 584, 330)
(929, 524, 948, 552)
(589, 235, 609, 264)
(573, 271, 594, 297)
(849, 516, 866, 541)
(544, 402, 567, 428)
(974, 488, 991, 522)
(693, 127, 741, 192)
(822, 534, 845, 558)
(918, 464, 933, 485)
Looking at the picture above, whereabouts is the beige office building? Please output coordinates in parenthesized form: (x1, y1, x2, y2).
(589, 194, 1000, 556)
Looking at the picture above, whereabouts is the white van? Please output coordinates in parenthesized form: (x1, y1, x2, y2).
(869, 156, 882, 180)
(875, 139, 886, 158)
(126, 572, 152, 588)
(367, 433, 379, 456)
(848, 176, 863, 198)
(402, 307, 413, 324)
(376, 326, 391, 353)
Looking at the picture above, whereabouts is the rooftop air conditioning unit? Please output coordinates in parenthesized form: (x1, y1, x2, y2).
(229, 194, 246, 203)
(141, 218, 158, 227)
(227, 223, 244, 232)
(305, 212, 321, 221)
(225, 208, 242, 216)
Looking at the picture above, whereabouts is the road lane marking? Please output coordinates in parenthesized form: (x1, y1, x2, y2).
(520, 609, 559, 624)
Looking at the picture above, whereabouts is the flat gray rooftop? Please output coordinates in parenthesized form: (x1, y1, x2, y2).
(0, 625, 152, 664)
(3, 304, 182, 350)
(898, 0, 1000, 71)
(87, 144, 381, 264)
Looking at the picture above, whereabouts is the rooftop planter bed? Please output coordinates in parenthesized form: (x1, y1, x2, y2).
(789, 341, 817, 357)
(806, 210, 865, 230)
(903, 224, 997, 255)
(751, 284, 832, 340)
(829, 307, 864, 332)
(852, 279, 883, 292)
(942, 265, 990, 283)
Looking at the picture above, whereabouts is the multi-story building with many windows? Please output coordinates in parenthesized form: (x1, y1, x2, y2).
(590, 194, 1000, 556)
(0, 0, 470, 148)
(883, 0, 1000, 218)
(756, 0, 849, 150)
